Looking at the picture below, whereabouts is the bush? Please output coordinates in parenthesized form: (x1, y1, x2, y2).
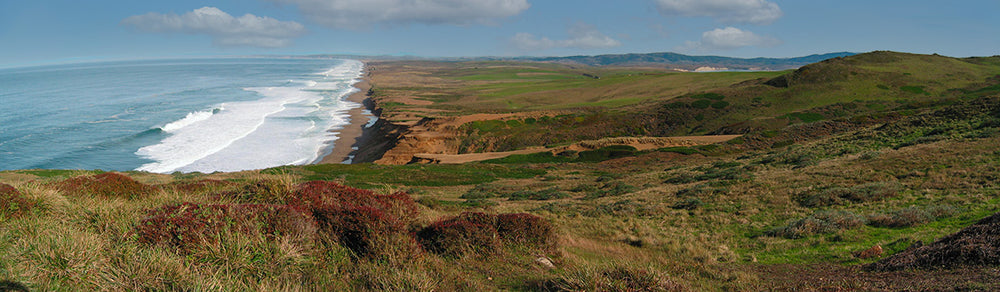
(313, 204, 406, 256)
(0, 183, 37, 219)
(290, 181, 418, 256)
(796, 181, 902, 207)
(56, 172, 159, 199)
(135, 202, 316, 252)
(768, 210, 866, 239)
(417, 212, 555, 256)
(691, 99, 712, 109)
(711, 101, 730, 109)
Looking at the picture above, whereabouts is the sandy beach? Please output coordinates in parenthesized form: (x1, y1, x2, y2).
(317, 68, 372, 164)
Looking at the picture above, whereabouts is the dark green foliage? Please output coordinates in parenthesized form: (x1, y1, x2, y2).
(691, 99, 712, 109)
(711, 101, 730, 109)
(768, 210, 867, 239)
(900, 85, 928, 94)
(657, 146, 700, 155)
(784, 112, 825, 123)
(692, 93, 726, 100)
(481, 152, 571, 164)
(281, 163, 546, 187)
(576, 146, 638, 162)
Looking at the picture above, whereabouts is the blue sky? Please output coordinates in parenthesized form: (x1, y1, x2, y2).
(2, 0, 998, 68)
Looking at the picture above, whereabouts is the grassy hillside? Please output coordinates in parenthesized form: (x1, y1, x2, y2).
(3, 51, 1000, 290)
(435, 52, 1000, 152)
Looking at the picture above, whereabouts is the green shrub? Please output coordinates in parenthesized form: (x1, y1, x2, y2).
(900, 85, 928, 94)
(796, 181, 903, 207)
(691, 99, 712, 109)
(692, 93, 725, 100)
(508, 188, 570, 201)
(768, 210, 867, 239)
(711, 101, 730, 109)
(657, 146, 700, 155)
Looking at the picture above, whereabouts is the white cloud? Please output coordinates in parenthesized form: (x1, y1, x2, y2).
(654, 0, 782, 24)
(122, 7, 306, 48)
(678, 27, 781, 51)
(511, 23, 622, 51)
(268, 0, 530, 29)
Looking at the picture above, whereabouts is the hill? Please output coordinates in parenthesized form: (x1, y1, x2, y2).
(527, 51, 856, 70)
(3, 51, 1000, 290)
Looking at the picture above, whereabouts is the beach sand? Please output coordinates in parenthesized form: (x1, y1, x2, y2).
(317, 75, 372, 164)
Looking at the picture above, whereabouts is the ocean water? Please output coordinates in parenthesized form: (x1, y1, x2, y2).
(0, 58, 364, 173)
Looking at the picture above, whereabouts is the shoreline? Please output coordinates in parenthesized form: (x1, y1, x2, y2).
(317, 64, 373, 165)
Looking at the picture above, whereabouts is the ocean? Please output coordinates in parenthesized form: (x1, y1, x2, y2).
(0, 57, 364, 173)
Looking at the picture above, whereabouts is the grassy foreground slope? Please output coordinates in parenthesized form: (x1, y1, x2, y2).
(3, 51, 1000, 290)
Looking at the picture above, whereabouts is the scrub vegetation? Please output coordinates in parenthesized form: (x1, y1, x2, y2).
(4, 51, 1000, 290)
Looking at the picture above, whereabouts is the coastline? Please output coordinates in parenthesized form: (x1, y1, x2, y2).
(317, 65, 372, 164)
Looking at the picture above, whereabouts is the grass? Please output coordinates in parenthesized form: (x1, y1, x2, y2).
(4, 52, 1000, 290)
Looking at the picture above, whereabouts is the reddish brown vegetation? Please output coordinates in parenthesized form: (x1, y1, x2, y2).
(417, 212, 555, 255)
(291, 181, 419, 256)
(0, 183, 37, 219)
(867, 212, 1000, 271)
(135, 202, 315, 252)
(136, 180, 555, 260)
(56, 172, 159, 199)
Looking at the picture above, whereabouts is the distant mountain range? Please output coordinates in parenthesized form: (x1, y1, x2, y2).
(307, 51, 857, 71)
(519, 52, 857, 71)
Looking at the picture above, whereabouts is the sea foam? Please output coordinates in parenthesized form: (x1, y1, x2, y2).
(136, 59, 363, 173)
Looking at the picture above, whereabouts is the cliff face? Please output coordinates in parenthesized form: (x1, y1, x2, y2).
(350, 113, 464, 165)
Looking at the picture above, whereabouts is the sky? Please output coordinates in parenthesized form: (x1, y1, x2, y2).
(2, 0, 999, 68)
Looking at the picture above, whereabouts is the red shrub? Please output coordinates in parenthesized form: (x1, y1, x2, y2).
(289, 181, 420, 257)
(135, 202, 316, 252)
(0, 183, 37, 219)
(56, 172, 159, 199)
(313, 204, 406, 256)
(417, 212, 556, 255)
